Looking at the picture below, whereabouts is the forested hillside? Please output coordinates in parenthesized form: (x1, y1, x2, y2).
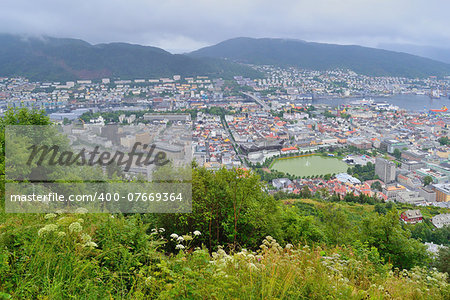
(0, 34, 262, 81)
(191, 37, 450, 78)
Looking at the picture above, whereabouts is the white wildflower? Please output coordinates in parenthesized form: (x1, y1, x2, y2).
(44, 213, 57, 219)
(81, 233, 92, 243)
(248, 263, 258, 271)
(57, 231, 66, 238)
(170, 233, 178, 239)
(175, 244, 185, 250)
(38, 224, 58, 236)
(69, 222, 82, 233)
(193, 230, 201, 236)
(56, 216, 71, 225)
(177, 236, 184, 242)
(182, 235, 193, 241)
(45, 224, 58, 231)
(74, 207, 88, 214)
(83, 241, 98, 248)
(159, 228, 165, 233)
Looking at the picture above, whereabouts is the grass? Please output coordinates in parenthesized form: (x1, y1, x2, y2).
(283, 198, 375, 214)
(0, 212, 449, 299)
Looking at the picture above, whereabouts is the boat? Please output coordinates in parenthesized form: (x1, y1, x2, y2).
(429, 90, 441, 99)
(350, 98, 374, 106)
(430, 106, 448, 113)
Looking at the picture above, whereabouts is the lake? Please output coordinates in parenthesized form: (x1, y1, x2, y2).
(271, 155, 349, 177)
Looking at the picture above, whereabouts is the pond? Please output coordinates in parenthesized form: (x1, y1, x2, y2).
(271, 155, 349, 177)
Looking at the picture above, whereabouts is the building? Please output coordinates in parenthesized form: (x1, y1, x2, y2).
(396, 191, 426, 205)
(380, 139, 408, 154)
(433, 183, 450, 202)
(143, 113, 191, 122)
(239, 140, 284, 155)
(335, 173, 361, 185)
(400, 209, 423, 224)
(383, 184, 406, 199)
(397, 173, 422, 188)
(335, 134, 347, 144)
(401, 150, 427, 162)
(347, 138, 372, 150)
(272, 178, 293, 190)
(375, 157, 396, 183)
(431, 213, 450, 228)
(416, 168, 448, 184)
(401, 160, 425, 171)
(419, 186, 437, 202)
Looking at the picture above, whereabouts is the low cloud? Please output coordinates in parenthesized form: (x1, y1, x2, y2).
(0, 0, 449, 53)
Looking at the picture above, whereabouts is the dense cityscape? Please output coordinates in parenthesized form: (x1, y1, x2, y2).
(2, 0, 450, 297)
(1, 67, 449, 220)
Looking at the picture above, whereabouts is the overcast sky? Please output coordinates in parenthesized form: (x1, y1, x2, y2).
(1, 0, 449, 53)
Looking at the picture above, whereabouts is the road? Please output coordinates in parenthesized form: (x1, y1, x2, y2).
(220, 116, 248, 168)
(242, 92, 271, 111)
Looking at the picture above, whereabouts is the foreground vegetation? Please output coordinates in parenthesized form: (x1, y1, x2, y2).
(0, 211, 448, 299)
(0, 109, 449, 299)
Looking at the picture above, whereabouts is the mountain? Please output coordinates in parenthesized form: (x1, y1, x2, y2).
(190, 37, 450, 78)
(378, 43, 450, 64)
(0, 34, 261, 81)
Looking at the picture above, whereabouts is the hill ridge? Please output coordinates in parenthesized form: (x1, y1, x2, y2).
(190, 37, 450, 77)
(0, 34, 261, 81)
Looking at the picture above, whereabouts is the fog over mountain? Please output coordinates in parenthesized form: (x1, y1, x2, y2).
(191, 37, 450, 78)
(1, 0, 450, 53)
(378, 43, 450, 65)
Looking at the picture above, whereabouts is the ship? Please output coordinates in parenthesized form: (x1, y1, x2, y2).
(430, 106, 448, 113)
(429, 89, 441, 99)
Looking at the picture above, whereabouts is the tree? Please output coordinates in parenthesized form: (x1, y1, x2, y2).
(280, 207, 326, 244)
(0, 108, 51, 182)
(361, 211, 429, 269)
(374, 203, 387, 215)
(424, 175, 433, 186)
(371, 181, 382, 191)
(322, 205, 352, 245)
(155, 167, 282, 251)
(393, 148, 402, 159)
(438, 136, 449, 146)
(433, 246, 450, 275)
